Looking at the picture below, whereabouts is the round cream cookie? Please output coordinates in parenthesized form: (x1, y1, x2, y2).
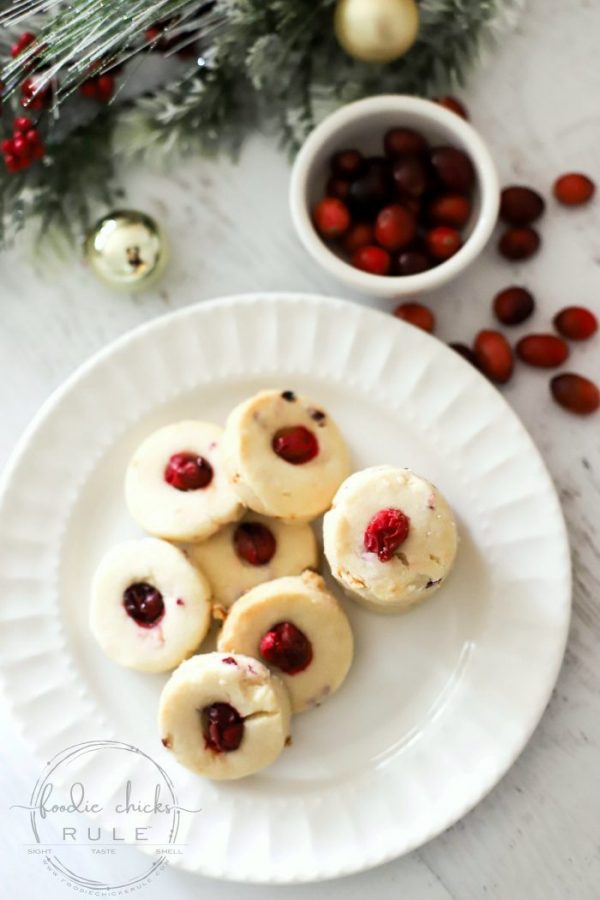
(323, 466, 458, 613)
(217, 571, 353, 713)
(125, 421, 244, 542)
(222, 389, 351, 521)
(158, 652, 291, 780)
(187, 513, 318, 619)
(90, 538, 212, 673)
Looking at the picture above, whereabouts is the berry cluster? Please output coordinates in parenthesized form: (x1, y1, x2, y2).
(1, 116, 44, 173)
(312, 112, 475, 277)
(79, 73, 115, 103)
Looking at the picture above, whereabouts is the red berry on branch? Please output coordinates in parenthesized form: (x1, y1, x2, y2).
(553, 173, 595, 206)
(21, 76, 52, 110)
(4, 154, 22, 174)
(553, 306, 598, 341)
(351, 245, 391, 275)
(14, 116, 33, 133)
(1, 139, 13, 154)
(11, 32, 36, 59)
(95, 75, 115, 103)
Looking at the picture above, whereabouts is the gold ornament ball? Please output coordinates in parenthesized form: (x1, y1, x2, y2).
(85, 209, 168, 292)
(334, 0, 420, 64)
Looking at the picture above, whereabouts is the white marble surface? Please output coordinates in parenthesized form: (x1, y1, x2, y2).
(1, 0, 599, 896)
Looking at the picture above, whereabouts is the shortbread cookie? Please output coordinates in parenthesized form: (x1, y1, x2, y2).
(90, 538, 212, 672)
(125, 421, 243, 542)
(187, 513, 318, 618)
(217, 571, 353, 713)
(158, 652, 291, 780)
(222, 389, 351, 521)
(323, 466, 458, 613)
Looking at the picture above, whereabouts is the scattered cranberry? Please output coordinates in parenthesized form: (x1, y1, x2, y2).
(348, 158, 393, 217)
(394, 302, 435, 333)
(449, 342, 480, 368)
(375, 204, 416, 251)
(259, 622, 313, 674)
(326, 176, 351, 201)
(203, 702, 244, 753)
(493, 286, 535, 326)
(343, 222, 374, 254)
(233, 522, 276, 566)
(553, 306, 598, 341)
(550, 373, 599, 415)
(164, 452, 213, 490)
(553, 173, 595, 206)
(428, 193, 471, 228)
(272, 425, 319, 464)
(426, 226, 462, 260)
(80, 74, 115, 103)
(516, 334, 569, 368)
(331, 149, 364, 179)
(352, 245, 391, 275)
(474, 330, 514, 384)
(499, 186, 545, 226)
(20, 75, 52, 110)
(11, 32, 36, 58)
(123, 582, 165, 627)
(392, 156, 429, 198)
(433, 96, 469, 119)
(396, 249, 430, 275)
(364, 508, 410, 562)
(430, 147, 474, 194)
(498, 226, 540, 261)
(313, 197, 350, 238)
(384, 127, 427, 158)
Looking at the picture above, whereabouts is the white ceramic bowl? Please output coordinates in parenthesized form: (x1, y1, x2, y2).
(289, 95, 500, 299)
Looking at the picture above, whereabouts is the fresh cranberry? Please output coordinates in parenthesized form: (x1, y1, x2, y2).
(326, 176, 351, 201)
(203, 702, 244, 753)
(553, 306, 598, 340)
(364, 508, 410, 562)
(392, 156, 429, 198)
(123, 582, 165, 627)
(164, 452, 213, 490)
(394, 302, 435, 333)
(20, 76, 52, 110)
(449, 342, 480, 368)
(500, 186, 545, 225)
(550, 373, 599, 415)
(348, 158, 394, 216)
(343, 222, 374, 254)
(474, 330, 514, 383)
(553, 173, 595, 206)
(331, 149, 365, 179)
(233, 522, 276, 566)
(516, 334, 569, 368)
(351, 245, 391, 275)
(313, 197, 351, 238)
(272, 425, 319, 464)
(396, 249, 430, 275)
(384, 127, 427, 158)
(498, 227, 540, 260)
(259, 622, 313, 674)
(493, 286, 535, 325)
(426, 226, 462, 260)
(433, 96, 469, 119)
(375, 204, 416, 250)
(430, 147, 474, 194)
(428, 193, 471, 227)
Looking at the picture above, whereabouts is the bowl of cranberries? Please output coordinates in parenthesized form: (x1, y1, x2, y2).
(290, 95, 499, 298)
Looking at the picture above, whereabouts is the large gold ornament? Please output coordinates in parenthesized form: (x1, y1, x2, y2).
(85, 210, 168, 292)
(334, 0, 420, 64)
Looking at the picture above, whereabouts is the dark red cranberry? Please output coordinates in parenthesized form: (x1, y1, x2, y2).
(553, 306, 598, 340)
(449, 342, 480, 368)
(430, 147, 475, 194)
(165, 452, 213, 490)
(474, 330, 514, 383)
(203, 702, 244, 753)
(348, 158, 393, 217)
(393, 302, 435, 333)
(550, 373, 599, 415)
(516, 334, 569, 368)
(384, 127, 428, 158)
(396, 249, 430, 275)
(272, 426, 319, 464)
(375, 203, 416, 250)
(426, 226, 462, 260)
(233, 522, 276, 566)
(500, 186, 545, 226)
(498, 227, 540, 260)
(123, 582, 165, 627)
(392, 156, 429, 198)
(343, 222, 374, 254)
(553, 173, 595, 206)
(433, 96, 469, 119)
(351, 245, 391, 275)
(326, 176, 351, 201)
(313, 197, 351, 238)
(364, 508, 410, 562)
(428, 193, 471, 227)
(331, 149, 365, 179)
(493, 286, 535, 325)
(259, 622, 313, 674)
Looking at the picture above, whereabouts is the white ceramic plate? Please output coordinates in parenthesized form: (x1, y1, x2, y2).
(0, 293, 571, 883)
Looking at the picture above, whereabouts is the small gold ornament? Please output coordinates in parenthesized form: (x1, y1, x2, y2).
(84, 209, 168, 292)
(334, 0, 420, 64)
